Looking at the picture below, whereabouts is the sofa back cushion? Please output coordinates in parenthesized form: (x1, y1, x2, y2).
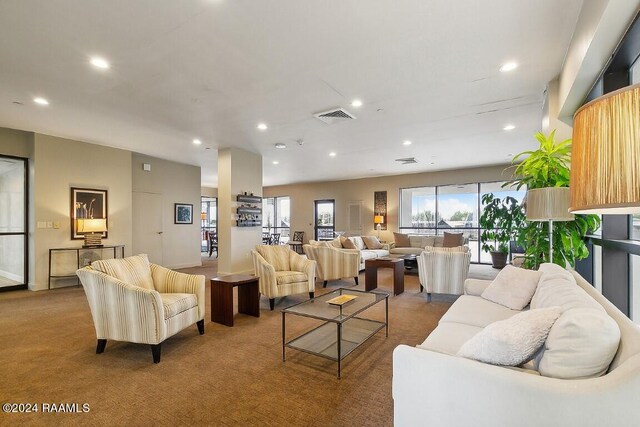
(394, 232, 411, 247)
(340, 236, 357, 249)
(256, 245, 290, 271)
(443, 232, 464, 247)
(350, 236, 366, 250)
(481, 265, 541, 310)
(531, 263, 620, 379)
(92, 253, 155, 290)
(362, 236, 383, 249)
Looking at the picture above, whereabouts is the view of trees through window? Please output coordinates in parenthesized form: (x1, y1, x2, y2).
(262, 196, 291, 241)
(400, 181, 526, 263)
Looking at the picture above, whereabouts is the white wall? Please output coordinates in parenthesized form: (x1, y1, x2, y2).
(132, 153, 201, 269)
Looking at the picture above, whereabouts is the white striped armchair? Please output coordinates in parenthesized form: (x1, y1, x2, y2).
(251, 245, 316, 310)
(303, 244, 359, 288)
(417, 246, 471, 301)
(76, 254, 205, 363)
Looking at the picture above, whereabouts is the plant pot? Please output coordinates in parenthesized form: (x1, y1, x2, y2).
(490, 251, 508, 269)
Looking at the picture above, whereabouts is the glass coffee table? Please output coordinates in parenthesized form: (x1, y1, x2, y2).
(281, 288, 389, 378)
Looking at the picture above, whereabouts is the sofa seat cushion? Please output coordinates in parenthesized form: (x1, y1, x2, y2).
(360, 250, 380, 261)
(440, 295, 521, 328)
(92, 254, 155, 290)
(365, 249, 390, 257)
(160, 293, 198, 319)
(275, 271, 308, 285)
(390, 247, 423, 255)
(417, 322, 483, 355)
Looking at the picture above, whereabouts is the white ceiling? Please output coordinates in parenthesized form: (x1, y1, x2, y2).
(0, 0, 583, 187)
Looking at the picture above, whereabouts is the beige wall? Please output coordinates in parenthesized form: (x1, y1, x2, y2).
(0, 127, 34, 158)
(264, 165, 511, 244)
(201, 186, 218, 197)
(33, 134, 133, 290)
(132, 153, 201, 269)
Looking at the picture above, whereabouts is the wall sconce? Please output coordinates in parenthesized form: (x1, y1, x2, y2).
(570, 83, 640, 214)
(77, 218, 107, 248)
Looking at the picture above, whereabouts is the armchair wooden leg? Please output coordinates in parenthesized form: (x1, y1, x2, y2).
(96, 339, 107, 354)
(354, 277, 359, 286)
(151, 344, 162, 364)
(269, 298, 275, 311)
(323, 280, 328, 288)
(196, 319, 205, 335)
(309, 292, 315, 299)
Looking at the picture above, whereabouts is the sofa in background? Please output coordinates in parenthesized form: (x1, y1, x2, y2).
(392, 264, 640, 426)
(390, 232, 468, 256)
(307, 236, 390, 270)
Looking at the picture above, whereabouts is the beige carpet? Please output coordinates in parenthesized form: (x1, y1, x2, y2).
(0, 257, 494, 426)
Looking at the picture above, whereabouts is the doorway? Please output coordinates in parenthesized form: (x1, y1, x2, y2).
(0, 155, 28, 291)
(314, 199, 335, 240)
(201, 197, 217, 255)
(132, 191, 164, 264)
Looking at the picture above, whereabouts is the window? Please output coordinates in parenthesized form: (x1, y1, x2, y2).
(263, 196, 290, 242)
(399, 181, 526, 263)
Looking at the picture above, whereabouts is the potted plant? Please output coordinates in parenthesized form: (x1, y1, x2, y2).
(480, 193, 525, 268)
(505, 131, 600, 269)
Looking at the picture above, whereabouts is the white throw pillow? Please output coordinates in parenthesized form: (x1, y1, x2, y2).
(457, 307, 562, 366)
(481, 265, 542, 310)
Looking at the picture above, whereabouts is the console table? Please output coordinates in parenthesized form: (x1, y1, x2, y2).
(48, 245, 125, 290)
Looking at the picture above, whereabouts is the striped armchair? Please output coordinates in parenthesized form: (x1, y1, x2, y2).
(76, 254, 205, 363)
(417, 246, 471, 301)
(303, 244, 359, 288)
(251, 245, 316, 310)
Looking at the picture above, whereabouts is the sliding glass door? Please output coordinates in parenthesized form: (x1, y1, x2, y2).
(0, 156, 27, 290)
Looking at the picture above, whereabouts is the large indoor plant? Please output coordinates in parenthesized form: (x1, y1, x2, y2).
(506, 131, 600, 269)
(479, 193, 525, 268)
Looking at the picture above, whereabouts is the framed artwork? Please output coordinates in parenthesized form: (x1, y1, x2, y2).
(175, 203, 193, 224)
(70, 187, 108, 240)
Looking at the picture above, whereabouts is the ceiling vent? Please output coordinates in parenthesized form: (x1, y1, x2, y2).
(313, 107, 356, 125)
(395, 157, 418, 165)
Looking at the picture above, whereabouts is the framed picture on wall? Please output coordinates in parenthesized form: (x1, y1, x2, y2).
(70, 187, 108, 240)
(175, 203, 193, 224)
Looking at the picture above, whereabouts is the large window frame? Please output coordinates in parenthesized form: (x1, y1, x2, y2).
(263, 196, 291, 242)
(399, 181, 526, 264)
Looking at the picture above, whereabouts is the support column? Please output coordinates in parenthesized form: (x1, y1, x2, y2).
(217, 148, 262, 275)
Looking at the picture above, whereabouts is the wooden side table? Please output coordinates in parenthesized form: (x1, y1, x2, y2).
(210, 274, 260, 327)
(365, 258, 404, 295)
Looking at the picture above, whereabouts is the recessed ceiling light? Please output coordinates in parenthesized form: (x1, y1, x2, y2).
(275, 143, 286, 149)
(500, 62, 518, 72)
(193, 139, 202, 145)
(507, 153, 513, 157)
(351, 99, 363, 108)
(33, 97, 49, 105)
(430, 162, 435, 165)
(503, 124, 515, 131)
(90, 57, 110, 69)
(329, 152, 337, 157)
(403, 140, 412, 146)
(272, 161, 279, 165)
(257, 123, 268, 131)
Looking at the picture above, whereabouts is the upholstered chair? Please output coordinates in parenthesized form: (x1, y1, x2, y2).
(303, 244, 359, 288)
(417, 246, 471, 301)
(76, 254, 205, 363)
(251, 245, 316, 310)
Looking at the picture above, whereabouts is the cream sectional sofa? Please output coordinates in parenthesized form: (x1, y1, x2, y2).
(393, 263, 640, 426)
(308, 236, 390, 270)
(390, 234, 468, 256)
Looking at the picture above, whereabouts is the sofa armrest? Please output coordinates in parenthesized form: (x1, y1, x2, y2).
(464, 278, 493, 296)
(393, 345, 640, 427)
(150, 264, 205, 320)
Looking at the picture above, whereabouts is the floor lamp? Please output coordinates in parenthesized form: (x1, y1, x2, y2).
(525, 187, 574, 263)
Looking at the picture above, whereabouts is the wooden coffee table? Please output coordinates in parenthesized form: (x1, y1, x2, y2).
(210, 274, 260, 327)
(365, 258, 404, 295)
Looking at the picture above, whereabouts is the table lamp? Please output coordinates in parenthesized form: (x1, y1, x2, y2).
(374, 215, 384, 239)
(77, 218, 107, 248)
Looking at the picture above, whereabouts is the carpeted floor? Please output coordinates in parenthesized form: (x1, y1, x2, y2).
(0, 257, 496, 426)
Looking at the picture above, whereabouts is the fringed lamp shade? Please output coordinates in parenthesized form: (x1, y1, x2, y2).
(570, 83, 640, 214)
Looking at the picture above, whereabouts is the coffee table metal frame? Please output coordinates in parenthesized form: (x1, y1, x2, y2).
(281, 288, 388, 378)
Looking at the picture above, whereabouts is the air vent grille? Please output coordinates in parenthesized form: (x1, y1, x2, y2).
(395, 157, 418, 165)
(314, 107, 356, 124)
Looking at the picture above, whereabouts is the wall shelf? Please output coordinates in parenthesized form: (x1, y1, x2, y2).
(236, 194, 262, 227)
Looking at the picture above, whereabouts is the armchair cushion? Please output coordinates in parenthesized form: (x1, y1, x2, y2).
(255, 245, 290, 271)
(160, 293, 198, 319)
(443, 232, 464, 247)
(481, 265, 542, 310)
(91, 254, 154, 290)
(362, 236, 383, 249)
(275, 271, 308, 285)
(393, 232, 411, 247)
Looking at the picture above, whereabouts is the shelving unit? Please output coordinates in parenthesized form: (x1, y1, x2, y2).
(236, 194, 262, 227)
